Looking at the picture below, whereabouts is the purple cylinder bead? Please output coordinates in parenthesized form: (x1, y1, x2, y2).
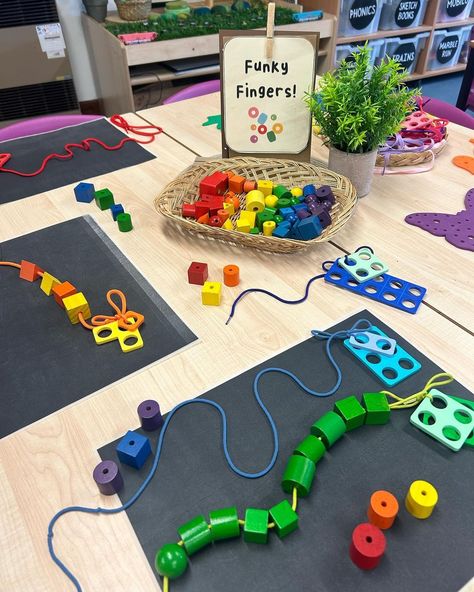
(137, 399, 164, 431)
(315, 185, 335, 204)
(93, 460, 124, 495)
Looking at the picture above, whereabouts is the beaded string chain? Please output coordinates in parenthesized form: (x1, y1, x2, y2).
(45, 312, 453, 591)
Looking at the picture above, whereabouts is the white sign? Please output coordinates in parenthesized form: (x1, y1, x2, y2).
(222, 36, 316, 155)
(35, 23, 66, 59)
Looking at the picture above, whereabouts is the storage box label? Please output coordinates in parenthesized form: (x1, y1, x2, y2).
(436, 35, 459, 63)
(349, 0, 378, 30)
(444, 0, 469, 17)
(395, 0, 421, 27)
(392, 42, 416, 69)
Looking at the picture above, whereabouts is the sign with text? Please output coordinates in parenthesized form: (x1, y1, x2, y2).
(220, 30, 318, 161)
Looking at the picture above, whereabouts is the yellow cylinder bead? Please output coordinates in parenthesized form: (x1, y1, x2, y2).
(291, 187, 303, 197)
(265, 194, 279, 209)
(405, 480, 438, 519)
(263, 221, 276, 236)
(245, 190, 265, 213)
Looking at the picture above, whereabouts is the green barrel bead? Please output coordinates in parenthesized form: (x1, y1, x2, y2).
(243, 508, 268, 544)
(177, 515, 212, 555)
(311, 411, 346, 448)
(361, 392, 391, 425)
(117, 212, 133, 232)
(290, 197, 300, 205)
(294, 434, 326, 463)
(95, 188, 114, 210)
(269, 499, 298, 538)
(334, 395, 367, 430)
(274, 214, 284, 224)
(155, 543, 188, 579)
(209, 506, 240, 540)
(276, 197, 292, 209)
(273, 184, 289, 199)
(281, 454, 315, 497)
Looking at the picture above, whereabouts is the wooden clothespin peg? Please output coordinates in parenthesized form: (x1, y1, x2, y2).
(266, 2, 275, 60)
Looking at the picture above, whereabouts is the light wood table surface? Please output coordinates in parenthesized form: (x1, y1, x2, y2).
(1, 111, 473, 592)
(139, 93, 474, 332)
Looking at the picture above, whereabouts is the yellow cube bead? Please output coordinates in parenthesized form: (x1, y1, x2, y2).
(40, 271, 61, 296)
(257, 180, 273, 197)
(222, 219, 234, 230)
(405, 480, 438, 519)
(291, 187, 303, 197)
(223, 201, 235, 215)
(263, 221, 276, 236)
(63, 292, 91, 324)
(265, 194, 279, 209)
(240, 210, 256, 227)
(236, 219, 251, 233)
(202, 281, 222, 306)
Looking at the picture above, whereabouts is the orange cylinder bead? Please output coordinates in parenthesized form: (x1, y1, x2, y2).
(243, 180, 257, 193)
(367, 490, 399, 530)
(217, 209, 230, 224)
(223, 264, 240, 287)
(224, 194, 240, 211)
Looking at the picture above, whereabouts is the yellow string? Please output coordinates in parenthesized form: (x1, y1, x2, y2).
(163, 576, 169, 592)
(292, 487, 298, 512)
(177, 540, 184, 547)
(383, 373, 453, 410)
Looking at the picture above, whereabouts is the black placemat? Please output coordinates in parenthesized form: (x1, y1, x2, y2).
(0, 118, 155, 204)
(0, 216, 196, 438)
(100, 310, 474, 592)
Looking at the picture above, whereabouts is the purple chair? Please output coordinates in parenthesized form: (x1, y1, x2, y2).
(0, 114, 103, 142)
(163, 79, 221, 105)
(422, 96, 474, 130)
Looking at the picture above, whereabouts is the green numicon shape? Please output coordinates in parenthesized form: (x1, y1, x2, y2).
(243, 508, 268, 544)
(95, 188, 114, 210)
(177, 515, 212, 555)
(155, 543, 188, 578)
(209, 506, 240, 540)
(334, 395, 367, 430)
(311, 411, 346, 447)
(281, 454, 315, 497)
(117, 212, 133, 232)
(269, 499, 298, 538)
(294, 434, 326, 463)
(362, 392, 391, 425)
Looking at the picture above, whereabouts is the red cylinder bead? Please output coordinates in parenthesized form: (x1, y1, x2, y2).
(349, 523, 386, 570)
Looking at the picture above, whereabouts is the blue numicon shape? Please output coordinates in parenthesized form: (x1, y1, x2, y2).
(74, 182, 95, 203)
(116, 430, 152, 469)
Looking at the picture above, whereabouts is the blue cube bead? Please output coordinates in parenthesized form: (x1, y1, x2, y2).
(110, 203, 125, 221)
(292, 203, 308, 213)
(116, 430, 151, 469)
(303, 184, 317, 197)
(273, 222, 291, 238)
(279, 207, 294, 219)
(286, 213, 298, 225)
(74, 182, 95, 203)
(293, 216, 322, 240)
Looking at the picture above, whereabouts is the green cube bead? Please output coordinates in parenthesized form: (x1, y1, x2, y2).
(269, 499, 298, 538)
(311, 411, 346, 448)
(250, 227, 260, 234)
(334, 395, 366, 430)
(294, 434, 325, 463)
(95, 188, 114, 210)
(256, 211, 274, 230)
(276, 197, 292, 209)
(274, 214, 284, 224)
(117, 212, 133, 232)
(362, 392, 391, 425)
(243, 508, 268, 544)
(209, 506, 240, 541)
(281, 454, 315, 497)
(177, 515, 212, 555)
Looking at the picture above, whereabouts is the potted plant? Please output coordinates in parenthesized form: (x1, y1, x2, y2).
(306, 45, 418, 197)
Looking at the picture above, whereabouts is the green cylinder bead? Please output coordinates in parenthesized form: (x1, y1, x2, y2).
(290, 197, 301, 205)
(281, 454, 315, 497)
(294, 434, 326, 463)
(209, 506, 240, 540)
(177, 515, 212, 555)
(274, 214, 284, 224)
(273, 185, 290, 199)
(155, 543, 188, 579)
(117, 212, 133, 232)
(311, 411, 346, 448)
(276, 197, 292, 209)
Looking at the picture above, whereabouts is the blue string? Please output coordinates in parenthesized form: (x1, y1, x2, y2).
(47, 317, 371, 591)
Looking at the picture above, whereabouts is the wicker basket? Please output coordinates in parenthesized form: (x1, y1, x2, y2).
(154, 157, 357, 254)
(375, 137, 448, 168)
(115, 0, 151, 21)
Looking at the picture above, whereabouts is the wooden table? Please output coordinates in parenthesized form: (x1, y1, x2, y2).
(1, 109, 473, 592)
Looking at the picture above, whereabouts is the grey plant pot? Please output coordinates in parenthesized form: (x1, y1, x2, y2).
(328, 145, 378, 198)
(83, 0, 108, 22)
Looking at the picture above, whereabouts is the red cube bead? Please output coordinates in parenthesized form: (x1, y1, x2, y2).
(182, 203, 196, 218)
(208, 196, 225, 216)
(187, 262, 208, 285)
(194, 201, 210, 219)
(19, 260, 43, 282)
(199, 172, 228, 196)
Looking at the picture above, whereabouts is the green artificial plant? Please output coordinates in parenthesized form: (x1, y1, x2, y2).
(306, 45, 419, 154)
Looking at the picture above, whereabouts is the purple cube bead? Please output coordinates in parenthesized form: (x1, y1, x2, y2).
(315, 185, 335, 204)
(321, 199, 333, 211)
(304, 194, 318, 204)
(296, 209, 311, 219)
(308, 203, 332, 228)
(93, 460, 124, 495)
(137, 399, 164, 431)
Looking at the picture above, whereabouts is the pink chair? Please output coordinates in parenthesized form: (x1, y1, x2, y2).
(0, 114, 103, 142)
(163, 79, 221, 105)
(422, 96, 474, 130)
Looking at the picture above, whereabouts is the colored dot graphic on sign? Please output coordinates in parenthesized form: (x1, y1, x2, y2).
(248, 107, 259, 118)
(258, 125, 267, 135)
(250, 135, 258, 143)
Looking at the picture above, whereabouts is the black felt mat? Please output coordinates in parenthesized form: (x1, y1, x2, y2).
(100, 310, 474, 592)
(0, 118, 155, 204)
(0, 216, 196, 438)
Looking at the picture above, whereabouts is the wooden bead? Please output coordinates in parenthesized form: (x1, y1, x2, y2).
(155, 543, 188, 579)
(334, 396, 366, 430)
(52, 281, 77, 308)
(209, 215, 223, 227)
(199, 172, 228, 196)
(236, 219, 251, 233)
(281, 454, 315, 497)
(229, 175, 246, 193)
(40, 271, 60, 296)
(222, 219, 234, 230)
(257, 179, 273, 197)
(177, 515, 212, 555)
(350, 523, 386, 570)
(303, 184, 316, 196)
(405, 480, 438, 519)
(243, 180, 257, 192)
(245, 190, 265, 213)
(262, 221, 276, 236)
(361, 392, 391, 425)
(197, 213, 210, 224)
(74, 181, 95, 203)
(181, 203, 196, 218)
(311, 411, 346, 448)
(187, 262, 208, 285)
(223, 201, 235, 215)
(316, 185, 335, 204)
(19, 260, 43, 282)
(95, 188, 114, 210)
(291, 187, 303, 197)
(63, 292, 91, 324)
(265, 194, 279, 208)
(194, 200, 210, 218)
(116, 430, 151, 469)
(240, 210, 256, 227)
(294, 434, 325, 463)
(117, 212, 133, 232)
(223, 264, 239, 287)
(269, 499, 298, 538)
(217, 209, 229, 224)
(93, 460, 123, 495)
(209, 507, 240, 540)
(243, 508, 268, 544)
(137, 399, 163, 431)
(224, 194, 240, 211)
(201, 281, 221, 305)
(273, 184, 291, 199)
(367, 490, 399, 529)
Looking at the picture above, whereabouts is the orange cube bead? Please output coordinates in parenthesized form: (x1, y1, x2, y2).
(19, 260, 43, 282)
(229, 175, 246, 193)
(52, 281, 77, 308)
